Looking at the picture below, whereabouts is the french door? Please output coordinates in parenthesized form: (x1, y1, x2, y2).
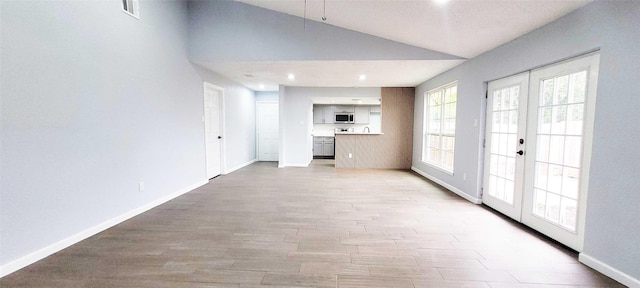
(483, 53, 600, 251)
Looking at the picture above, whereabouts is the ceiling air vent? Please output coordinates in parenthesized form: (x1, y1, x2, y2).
(122, 0, 140, 19)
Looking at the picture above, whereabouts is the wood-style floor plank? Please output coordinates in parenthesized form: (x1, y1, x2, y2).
(0, 161, 625, 287)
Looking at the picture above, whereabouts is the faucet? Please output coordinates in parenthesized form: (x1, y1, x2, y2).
(363, 126, 370, 133)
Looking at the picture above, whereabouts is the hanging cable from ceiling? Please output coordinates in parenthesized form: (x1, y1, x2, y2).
(322, 0, 327, 21)
(304, 0, 307, 30)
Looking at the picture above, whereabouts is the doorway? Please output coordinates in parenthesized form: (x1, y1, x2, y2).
(483, 53, 600, 251)
(256, 101, 279, 161)
(204, 82, 224, 179)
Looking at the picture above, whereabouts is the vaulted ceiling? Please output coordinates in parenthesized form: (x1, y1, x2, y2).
(191, 0, 592, 91)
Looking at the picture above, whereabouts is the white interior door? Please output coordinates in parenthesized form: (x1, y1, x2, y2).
(257, 101, 279, 161)
(484, 54, 600, 251)
(204, 84, 222, 179)
(483, 72, 529, 221)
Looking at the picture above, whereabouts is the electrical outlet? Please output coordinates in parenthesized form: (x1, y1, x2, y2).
(348, 153, 352, 159)
(139, 181, 145, 192)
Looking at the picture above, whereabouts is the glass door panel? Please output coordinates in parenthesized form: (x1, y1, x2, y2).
(522, 53, 600, 251)
(483, 72, 529, 221)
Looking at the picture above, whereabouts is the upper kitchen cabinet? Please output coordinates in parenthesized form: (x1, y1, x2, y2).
(335, 106, 354, 113)
(324, 106, 335, 124)
(355, 106, 370, 124)
(313, 105, 336, 124)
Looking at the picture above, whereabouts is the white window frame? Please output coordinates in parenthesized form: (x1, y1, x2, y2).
(422, 81, 457, 174)
(122, 0, 140, 19)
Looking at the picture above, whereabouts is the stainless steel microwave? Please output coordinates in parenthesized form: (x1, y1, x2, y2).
(335, 113, 354, 124)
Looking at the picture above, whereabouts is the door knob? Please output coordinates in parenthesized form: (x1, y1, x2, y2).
(517, 150, 524, 155)
(218, 136, 222, 139)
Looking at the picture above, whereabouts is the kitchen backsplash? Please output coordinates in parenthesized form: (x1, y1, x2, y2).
(313, 123, 381, 135)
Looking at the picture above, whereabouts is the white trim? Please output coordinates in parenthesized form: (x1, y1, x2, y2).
(579, 253, 640, 288)
(282, 162, 311, 168)
(420, 160, 454, 175)
(411, 166, 482, 204)
(121, 0, 140, 19)
(278, 86, 286, 167)
(224, 159, 257, 174)
(0, 180, 208, 278)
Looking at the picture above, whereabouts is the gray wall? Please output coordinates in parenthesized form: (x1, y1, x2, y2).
(0, 0, 203, 265)
(0, 0, 257, 269)
(187, 0, 461, 65)
(412, 0, 639, 280)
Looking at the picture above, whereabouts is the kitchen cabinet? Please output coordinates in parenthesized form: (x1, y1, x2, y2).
(355, 106, 370, 124)
(313, 106, 336, 124)
(313, 136, 335, 157)
(335, 105, 354, 113)
(323, 142, 335, 156)
(313, 107, 324, 124)
(323, 106, 335, 124)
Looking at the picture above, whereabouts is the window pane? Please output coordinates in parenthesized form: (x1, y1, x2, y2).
(555, 75, 569, 105)
(510, 86, 519, 109)
(494, 90, 502, 111)
(422, 83, 457, 172)
(545, 193, 561, 224)
(541, 79, 554, 106)
(570, 71, 586, 103)
(560, 197, 578, 231)
(534, 189, 547, 217)
(549, 136, 565, 165)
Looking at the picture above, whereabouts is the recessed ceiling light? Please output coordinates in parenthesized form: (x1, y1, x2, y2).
(359, 74, 366, 80)
(259, 84, 265, 89)
(288, 73, 295, 80)
(434, 0, 449, 5)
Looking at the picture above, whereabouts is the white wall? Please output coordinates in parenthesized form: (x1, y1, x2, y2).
(412, 1, 640, 284)
(255, 91, 279, 102)
(193, 66, 257, 173)
(0, 0, 206, 271)
(279, 87, 381, 167)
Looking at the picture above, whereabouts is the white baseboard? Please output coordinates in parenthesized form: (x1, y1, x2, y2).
(579, 253, 640, 288)
(281, 162, 310, 167)
(411, 166, 482, 204)
(224, 159, 256, 174)
(0, 180, 208, 278)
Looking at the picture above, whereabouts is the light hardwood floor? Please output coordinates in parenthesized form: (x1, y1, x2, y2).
(1, 160, 624, 287)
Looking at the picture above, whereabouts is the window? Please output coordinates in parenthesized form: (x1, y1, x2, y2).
(122, 0, 140, 19)
(423, 82, 457, 172)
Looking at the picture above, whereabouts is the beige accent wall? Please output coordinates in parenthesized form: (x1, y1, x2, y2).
(335, 87, 415, 169)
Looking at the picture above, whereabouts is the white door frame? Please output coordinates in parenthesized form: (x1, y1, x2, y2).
(256, 100, 279, 161)
(203, 82, 226, 177)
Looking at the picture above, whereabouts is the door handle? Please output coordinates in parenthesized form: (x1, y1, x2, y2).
(218, 136, 222, 139)
(517, 150, 524, 155)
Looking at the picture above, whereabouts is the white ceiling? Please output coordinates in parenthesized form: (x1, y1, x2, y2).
(212, 60, 466, 92)
(214, 0, 592, 91)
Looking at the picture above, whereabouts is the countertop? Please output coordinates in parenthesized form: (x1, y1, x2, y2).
(335, 132, 384, 135)
(312, 131, 384, 136)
